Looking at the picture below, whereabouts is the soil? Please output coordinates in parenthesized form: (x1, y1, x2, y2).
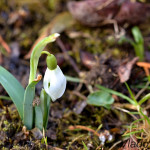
(0, 0, 150, 150)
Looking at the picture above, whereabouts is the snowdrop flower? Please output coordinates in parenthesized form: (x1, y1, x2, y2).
(43, 54, 66, 101)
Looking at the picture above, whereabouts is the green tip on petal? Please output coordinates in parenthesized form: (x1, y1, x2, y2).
(46, 54, 57, 70)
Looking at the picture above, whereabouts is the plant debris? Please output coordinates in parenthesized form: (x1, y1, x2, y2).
(68, 0, 150, 26)
(117, 57, 139, 83)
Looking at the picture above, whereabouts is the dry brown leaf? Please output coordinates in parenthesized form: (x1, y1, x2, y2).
(117, 57, 139, 83)
(80, 51, 97, 69)
(115, 1, 150, 24)
(68, 0, 119, 26)
(68, 0, 150, 26)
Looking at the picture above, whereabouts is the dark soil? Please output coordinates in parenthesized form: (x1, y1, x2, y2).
(0, 0, 150, 150)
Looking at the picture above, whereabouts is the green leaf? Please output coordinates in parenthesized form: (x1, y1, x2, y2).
(131, 118, 144, 125)
(0, 66, 24, 119)
(131, 26, 144, 61)
(23, 76, 42, 130)
(139, 108, 150, 125)
(118, 36, 134, 46)
(119, 27, 144, 61)
(35, 106, 43, 131)
(96, 85, 136, 105)
(125, 82, 138, 105)
(65, 75, 81, 83)
(0, 95, 11, 101)
(82, 141, 88, 150)
(133, 44, 144, 61)
(132, 26, 143, 44)
(87, 91, 114, 109)
(139, 93, 150, 105)
(45, 98, 51, 129)
(39, 89, 51, 129)
(29, 33, 59, 83)
(122, 129, 144, 137)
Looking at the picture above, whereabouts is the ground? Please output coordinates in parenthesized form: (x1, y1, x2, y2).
(0, 0, 150, 150)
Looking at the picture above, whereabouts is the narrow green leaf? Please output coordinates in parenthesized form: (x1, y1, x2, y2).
(119, 27, 144, 61)
(130, 118, 145, 127)
(131, 26, 144, 61)
(65, 75, 82, 83)
(139, 108, 150, 125)
(45, 98, 50, 129)
(132, 26, 143, 44)
(139, 93, 150, 105)
(118, 36, 134, 46)
(39, 89, 51, 129)
(148, 76, 150, 82)
(96, 85, 136, 105)
(0, 95, 11, 101)
(122, 129, 144, 137)
(129, 112, 139, 115)
(23, 76, 42, 130)
(0, 66, 24, 119)
(125, 82, 138, 105)
(124, 125, 138, 129)
(39, 89, 46, 116)
(133, 44, 144, 61)
(82, 141, 88, 150)
(135, 136, 143, 140)
(87, 91, 114, 109)
(35, 106, 43, 131)
(29, 33, 59, 83)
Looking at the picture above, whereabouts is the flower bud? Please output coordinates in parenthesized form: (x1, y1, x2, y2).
(46, 54, 57, 70)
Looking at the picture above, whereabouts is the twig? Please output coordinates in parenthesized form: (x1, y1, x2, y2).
(113, 106, 138, 120)
(101, 19, 119, 35)
(56, 38, 80, 75)
(144, 105, 150, 110)
(67, 135, 84, 150)
(135, 81, 150, 100)
(68, 125, 100, 137)
(53, 147, 64, 150)
(71, 91, 87, 100)
(136, 62, 150, 76)
(109, 140, 122, 150)
(96, 145, 103, 150)
(113, 103, 137, 110)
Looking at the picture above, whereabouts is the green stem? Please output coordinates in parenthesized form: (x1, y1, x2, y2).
(41, 51, 51, 56)
(29, 33, 59, 84)
(0, 96, 11, 100)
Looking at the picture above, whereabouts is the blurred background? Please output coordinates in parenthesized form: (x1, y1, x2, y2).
(0, 0, 150, 149)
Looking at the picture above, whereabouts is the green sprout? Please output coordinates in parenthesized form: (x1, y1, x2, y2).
(0, 33, 67, 131)
(119, 26, 144, 61)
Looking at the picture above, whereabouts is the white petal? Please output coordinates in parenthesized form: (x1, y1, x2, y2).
(43, 68, 51, 95)
(43, 66, 66, 101)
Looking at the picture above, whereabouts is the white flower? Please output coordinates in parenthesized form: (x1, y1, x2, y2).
(43, 65, 66, 101)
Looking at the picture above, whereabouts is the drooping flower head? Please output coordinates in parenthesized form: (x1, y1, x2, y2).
(43, 54, 66, 101)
